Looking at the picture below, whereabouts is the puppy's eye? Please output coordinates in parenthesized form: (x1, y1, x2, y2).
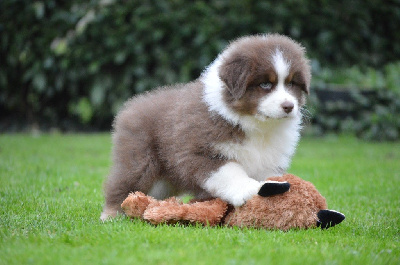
(259, 82, 273, 91)
(287, 81, 294, 88)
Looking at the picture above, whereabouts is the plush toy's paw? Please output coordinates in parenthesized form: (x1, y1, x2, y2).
(258, 181, 290, 197)
(317, 210, 345, 229)
(121, 192, 155, 219)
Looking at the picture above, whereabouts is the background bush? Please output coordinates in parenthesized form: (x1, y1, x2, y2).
(1, 0, 400, 139)
(309, 62, 400, 141)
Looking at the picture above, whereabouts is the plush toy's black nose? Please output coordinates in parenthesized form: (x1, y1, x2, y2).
(258, 181, 290, 197)
(317, 210, 345, 229)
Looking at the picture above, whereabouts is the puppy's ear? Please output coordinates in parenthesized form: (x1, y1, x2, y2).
(219, 55, 252, 100)
(300, 83, 310, 95)
(293, 71, 310, 95)
(301, 74, 310, 95)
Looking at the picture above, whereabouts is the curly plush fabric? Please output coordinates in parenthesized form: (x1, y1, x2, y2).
(122, 174, 334, 231)
(224, 174, 327, 230)
(122, 192, 228, 226)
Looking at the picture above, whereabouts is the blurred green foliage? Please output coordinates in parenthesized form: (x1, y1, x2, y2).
(1, 0, 400, 139)
(309, 62, 400, 141)
(313, 62, 400, 93)
(308, 88, 400, 141)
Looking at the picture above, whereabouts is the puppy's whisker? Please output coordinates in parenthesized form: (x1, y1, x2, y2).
(300, 107, 312, 126)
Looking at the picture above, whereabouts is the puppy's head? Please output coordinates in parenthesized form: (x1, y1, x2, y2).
(216, 34, 311, 121)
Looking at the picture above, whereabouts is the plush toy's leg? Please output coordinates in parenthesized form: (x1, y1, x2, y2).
(317, 210, 346, 229)
(143, 198, 228, 226)
(258, 181, 291, 197)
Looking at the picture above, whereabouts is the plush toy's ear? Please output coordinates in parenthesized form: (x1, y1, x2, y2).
(317, 210, 345, 229)
(258, 181, 291, 197)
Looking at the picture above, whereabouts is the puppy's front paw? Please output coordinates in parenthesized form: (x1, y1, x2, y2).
(228, 184, 262, 207)
(258, 181, 290, 197)
(229, 194, 249, 207)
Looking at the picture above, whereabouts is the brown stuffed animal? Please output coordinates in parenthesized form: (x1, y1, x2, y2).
(121, 174, 345, 230)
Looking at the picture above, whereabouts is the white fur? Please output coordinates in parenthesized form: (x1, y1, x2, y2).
(257, 85, 298, 120)
(202, 162, 263, 206)
(201, 56, 268, 131)
(257, 49, 297, 120)
(214, 118, 301, 181)
(272, 49, 290, 81)
(201, 41, 302, 206)
(201, 58, 243, 126)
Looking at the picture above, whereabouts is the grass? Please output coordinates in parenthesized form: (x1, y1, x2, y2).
(0, 133, 399, 265)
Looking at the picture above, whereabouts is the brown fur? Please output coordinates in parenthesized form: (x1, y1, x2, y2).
(121, 192, 227, 226)
(220, 35, 311, 116)
(225, 174, 327, 230)
(121, 174, 328, 231)
(102, 34, 311, 218)
(103, 82, 244, 216)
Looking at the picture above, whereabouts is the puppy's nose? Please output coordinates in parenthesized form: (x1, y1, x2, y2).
(281, 101, 294, 114)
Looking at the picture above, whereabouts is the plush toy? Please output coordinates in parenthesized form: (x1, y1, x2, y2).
(121, 174, 345, 230)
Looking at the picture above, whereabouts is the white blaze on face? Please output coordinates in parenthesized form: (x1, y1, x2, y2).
(257, 49, 298, 120)
(272, 49, 290, 82)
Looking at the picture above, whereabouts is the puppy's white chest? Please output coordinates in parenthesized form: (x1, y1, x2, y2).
(214, 130, 294, 181)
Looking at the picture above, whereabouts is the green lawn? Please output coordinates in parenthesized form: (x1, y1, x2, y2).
(1, 134, 399, 265)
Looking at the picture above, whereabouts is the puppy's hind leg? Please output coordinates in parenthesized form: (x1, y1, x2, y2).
(101, 161, 159, 221)
(101, 131, 159, 221)
(148, 179, 179, 200)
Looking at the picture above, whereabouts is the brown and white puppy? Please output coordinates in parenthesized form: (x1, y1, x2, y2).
(101, 34, 311, 220)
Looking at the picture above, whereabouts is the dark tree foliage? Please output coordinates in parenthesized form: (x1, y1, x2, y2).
(1, 0, 399, 134)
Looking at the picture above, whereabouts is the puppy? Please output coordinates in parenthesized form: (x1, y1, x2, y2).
(101, 34, 311, 220)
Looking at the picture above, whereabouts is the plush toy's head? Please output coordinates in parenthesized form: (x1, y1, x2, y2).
(224, 174, 344, 230)
(121, 174, 345, 231)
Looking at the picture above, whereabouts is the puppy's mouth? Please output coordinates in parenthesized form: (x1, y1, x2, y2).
(255, 112, 291, 121)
